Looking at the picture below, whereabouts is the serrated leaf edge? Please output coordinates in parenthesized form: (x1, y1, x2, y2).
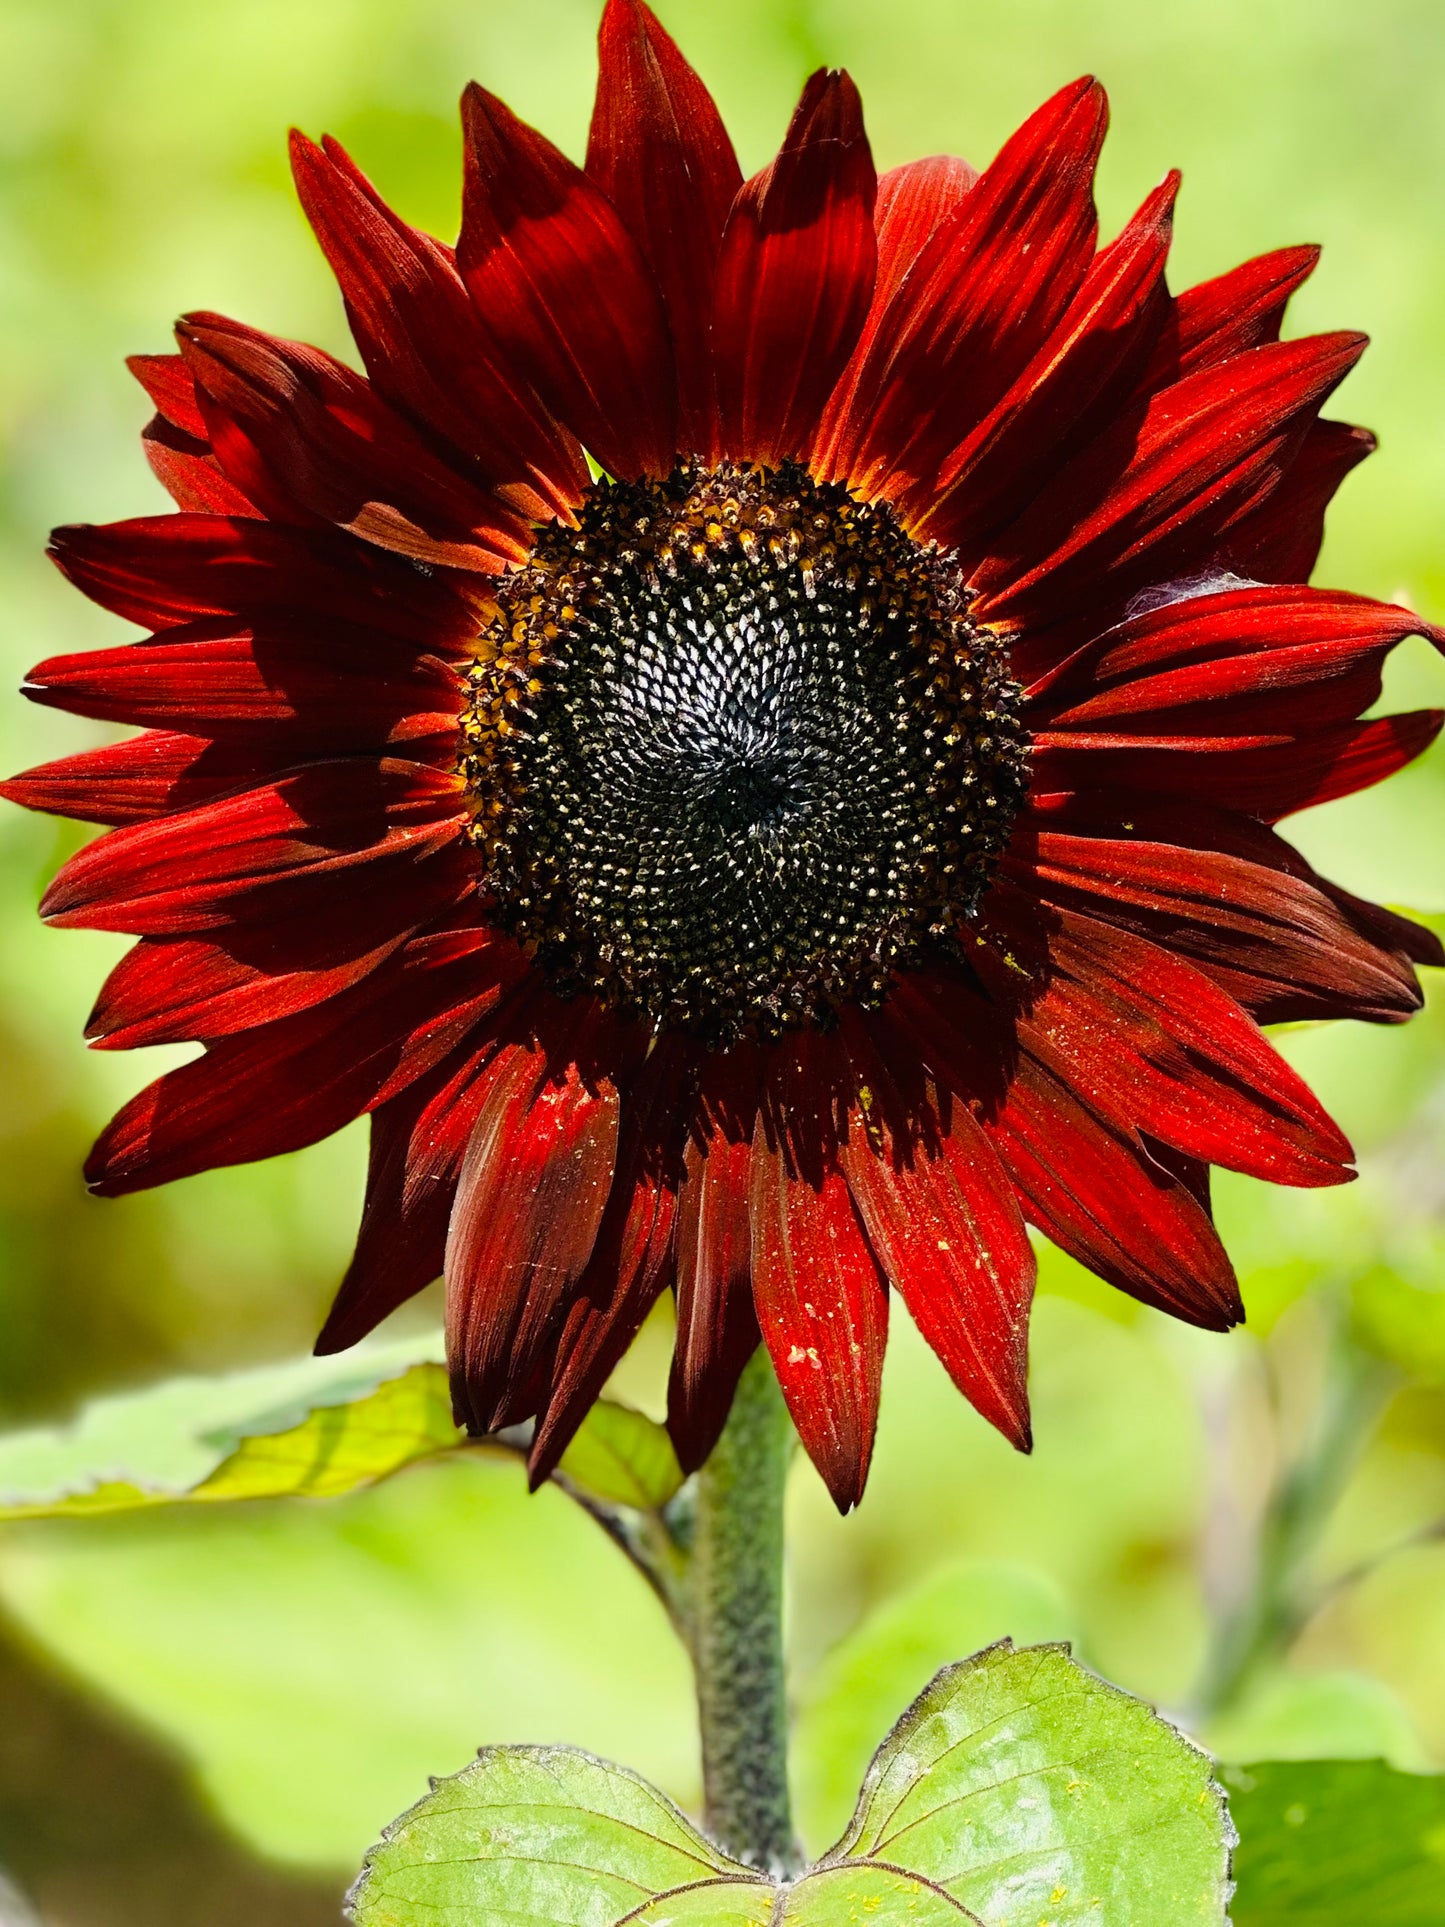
(816, 1639, 1238, 1917)
(345, 1740, 755, 1922)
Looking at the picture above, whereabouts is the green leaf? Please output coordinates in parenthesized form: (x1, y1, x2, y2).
(351, 1643, 1232, 1925)
(0, 1336, 456, 1519)
(349, 1744, 758, 1927)
(0, 1347, 686, 1524)
(1227, 1759, 1445, 1923)
(825, 1640, 1231, 1924)
(557, 1399, 684, 1511)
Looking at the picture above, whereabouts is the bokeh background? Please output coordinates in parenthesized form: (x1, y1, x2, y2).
(2, 0, 1444, 1918)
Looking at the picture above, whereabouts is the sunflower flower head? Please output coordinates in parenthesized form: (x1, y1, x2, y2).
(8, 0, 1442, 1510)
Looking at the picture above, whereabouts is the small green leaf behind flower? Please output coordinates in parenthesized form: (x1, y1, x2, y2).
(349, 1641, 1233, 1926)
(0, 1339, 681, 1521)
(0, 1338, 454, 1518)
(556, 1398, 684, 1511)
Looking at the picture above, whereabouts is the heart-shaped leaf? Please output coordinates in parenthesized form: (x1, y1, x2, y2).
(349, 1744, 760, 1926)
(350, 1642, 1233, 1924)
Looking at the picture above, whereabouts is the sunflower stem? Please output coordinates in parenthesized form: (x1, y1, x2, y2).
(688, 1347, 801, 1876)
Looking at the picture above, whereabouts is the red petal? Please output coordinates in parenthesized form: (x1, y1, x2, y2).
(890, 974, 1241, 1328)
(1011, 808, 1423, 1025)
(586, 0, 742, 458)
(1139, 244, 1320, 390)
(990, 900, 1355, 1186)
(177, 313, 530, 570)
(813, 153, 977, 471)
(0, 732, 280, 826)
(128, 354, 208, 438)
(712, 69, 877, 467)
(40, 759, 465, 934)
(49, 515, 483, 648)
(290, 131, 587, 519)
(458, 84, 677, 479)
(668, 1128, 762, 1473)
(1224, 417, 1377, 584)
(977, 332, 1368, 636)
(916, 173, 1178, 557)
(1029, 709, 1444, 819)
(871, 156, 980, 312)
(1032, 583, 1435, 709)
(1324, 881, 1445, 971)
(142, 415, 261, 516)
(86, 930, 410, 1050)
(748, 1041, 888, 1512)
(1000, 1060, 1242, 1326)
(1032, 585, 1436, 739)
(23, 620, 459, 740)
(317, 1031, 511, 1354)
(85, 922, 508, 1195)
(821, 77, 1106, 509)
(446, 1025, 623, 1435)
(838, 1014, 1034, 1450)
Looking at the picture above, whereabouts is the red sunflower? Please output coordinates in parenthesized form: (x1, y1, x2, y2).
(8, 0, 1441, 1511)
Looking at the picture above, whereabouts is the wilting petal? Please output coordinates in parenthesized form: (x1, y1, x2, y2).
(587, 0, 741, 457)
(459, 83, 677, 479)
(317, 1028, 521, 1354)
(712, 69, 877, 467)
(527, 1037, 691, 1481)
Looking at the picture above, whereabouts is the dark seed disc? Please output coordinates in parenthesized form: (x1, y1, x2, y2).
(461, 460, 1028, 1046)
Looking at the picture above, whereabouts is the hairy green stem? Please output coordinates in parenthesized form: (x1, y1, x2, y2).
(688, 1348, 801, 1875)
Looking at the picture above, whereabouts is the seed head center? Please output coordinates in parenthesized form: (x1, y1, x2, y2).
(460, 461, 1028, 1045)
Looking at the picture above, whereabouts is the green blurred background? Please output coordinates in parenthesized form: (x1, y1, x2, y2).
(2, 0, 1445, 1918)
